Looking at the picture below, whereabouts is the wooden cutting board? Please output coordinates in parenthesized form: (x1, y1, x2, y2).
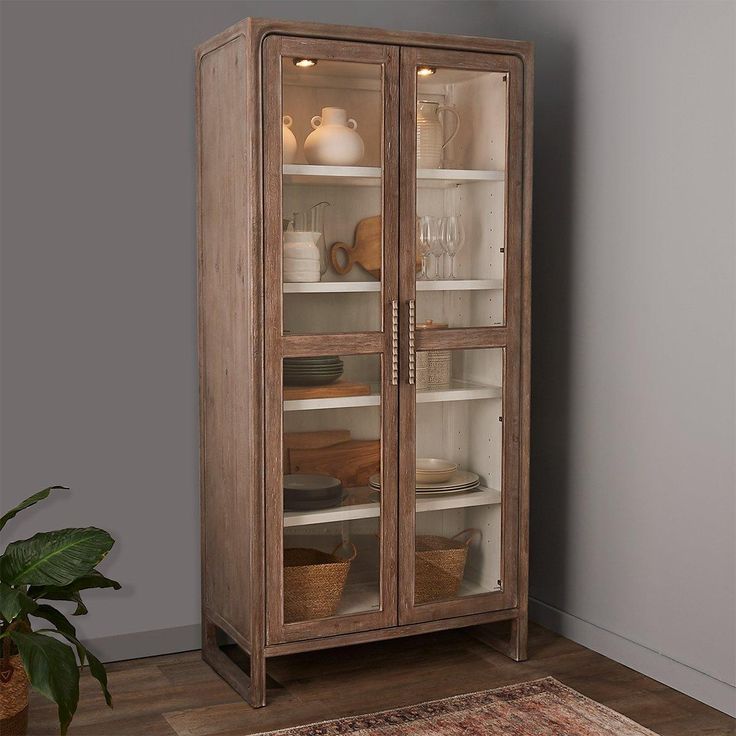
(289, 439, 380, 488)
(284, 430, 351, 451)
(283, 430, 351, 473)
(330, 216, 382, 278)
(283, 380, 371, 401)
(330, 215, 423, 279)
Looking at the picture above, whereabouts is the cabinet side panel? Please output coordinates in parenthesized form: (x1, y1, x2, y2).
(198, 36, 254, 642)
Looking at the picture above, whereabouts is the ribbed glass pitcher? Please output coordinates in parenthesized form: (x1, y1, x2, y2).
(416, 100, 460, 169)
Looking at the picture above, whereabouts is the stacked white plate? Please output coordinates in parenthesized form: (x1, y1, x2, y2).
(368, 470, 480, 496)
(284, 233, 321, 283)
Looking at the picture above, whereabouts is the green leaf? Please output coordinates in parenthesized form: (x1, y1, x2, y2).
(0, 581, 37, 622)
(32, 605, 85, 664)
(85, 646, 112, 707)
(0, 528, 114, 587)
(37, 628, 113, 709)
(10, 630, 80, 735)
(0, 486, 68, 533)
(29, 570, 121, 616)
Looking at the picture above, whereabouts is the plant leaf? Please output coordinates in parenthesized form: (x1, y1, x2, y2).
(0, 486, 68, 533)
(85, 646, 112, 707)
(0, 581, 37, 622)
(29, 570, 121, 616)
(36, 628, 113, 709)
(1, 528, 114, 586)
(10, 630, 80, 735)
(32, 605, 85, 664)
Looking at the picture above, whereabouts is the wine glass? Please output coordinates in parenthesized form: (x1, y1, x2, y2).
(429, 217, 445, 279)
(441, 215, 464, 280)
(417, 216, 434, 281)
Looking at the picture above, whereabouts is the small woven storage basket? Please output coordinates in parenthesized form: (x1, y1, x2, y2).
(415, 529, 481, 605)
(283, 542, 357, 623)
(1, 654, 29, 736)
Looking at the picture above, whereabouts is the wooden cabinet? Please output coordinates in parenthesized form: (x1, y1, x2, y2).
(196, 18, 533, 707)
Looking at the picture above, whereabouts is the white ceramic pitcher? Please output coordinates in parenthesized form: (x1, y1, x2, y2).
(416, 100, 461, 169)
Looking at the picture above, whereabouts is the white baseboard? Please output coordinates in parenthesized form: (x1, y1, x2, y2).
(85, 624, 201, 664)
(529, 598, 736, 717)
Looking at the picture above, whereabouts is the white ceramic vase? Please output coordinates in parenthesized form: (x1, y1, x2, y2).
(416, 101, 460, 169)
(304, 107, 365, 166)
(282, 115, 297, 164)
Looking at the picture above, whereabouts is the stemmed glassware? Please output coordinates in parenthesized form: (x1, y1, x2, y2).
(428, 219, 445, 279)
(440, 214, 464, 280)
(417, 215, 435, 281)
(419, 215, 463, 281)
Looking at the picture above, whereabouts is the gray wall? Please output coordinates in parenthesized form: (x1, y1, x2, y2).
(1, 0, 734, 715)
(0, 0, 503, 647)
(491, 0, 736, 715)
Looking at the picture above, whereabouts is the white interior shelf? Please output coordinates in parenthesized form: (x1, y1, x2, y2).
(282, 164, 505, 188)
(417, 168, 505, 187)
(283, 378, 501, 412)
(417, 279, 503, 291)
(298, 571, 497, 618)
(283, 486, 501, 527)
(284, 281, 381, 293)
(283, 391, 381, 412)
(283, 164, 381, 186)
(416, 379, 502, 404)
(283, 279, 503, 294)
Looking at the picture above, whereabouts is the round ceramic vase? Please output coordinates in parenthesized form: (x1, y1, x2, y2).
(304, 107, 365, 166)
(282, 115, 297, 164)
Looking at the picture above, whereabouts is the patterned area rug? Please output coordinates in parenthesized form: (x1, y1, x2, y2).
(256, 677, 658, 735)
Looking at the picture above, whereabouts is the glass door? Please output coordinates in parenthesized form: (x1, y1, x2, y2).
(263, 36, 399, 643)
(398, 47, 523, 624)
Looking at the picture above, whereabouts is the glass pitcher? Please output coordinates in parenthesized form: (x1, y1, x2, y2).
(416, 101, 461, 169)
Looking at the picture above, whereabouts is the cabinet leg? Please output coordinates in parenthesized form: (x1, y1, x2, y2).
(249, 646, 267, 707)
(201, 617, 267, 708)
(469, 614, 528, 662)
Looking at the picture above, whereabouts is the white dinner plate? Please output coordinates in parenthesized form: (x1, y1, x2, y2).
(369, 470, 480, 491)
(415, 486, 481, 496)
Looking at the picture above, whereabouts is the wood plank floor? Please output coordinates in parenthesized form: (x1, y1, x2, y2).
(27, 624, 734, 736)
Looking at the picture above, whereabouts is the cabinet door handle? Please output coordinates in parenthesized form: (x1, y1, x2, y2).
(390, 300, 399, 386)
(408, 299, 416, 385)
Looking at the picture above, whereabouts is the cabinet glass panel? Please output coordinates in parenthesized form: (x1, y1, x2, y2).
(413, 347, 503, 604)
(280, 58, 385, 334)
(415, 67, 507, 327)
(282, 353, 383, 623)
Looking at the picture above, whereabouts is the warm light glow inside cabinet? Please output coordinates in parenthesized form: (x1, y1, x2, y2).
(197, 18, 532, 707)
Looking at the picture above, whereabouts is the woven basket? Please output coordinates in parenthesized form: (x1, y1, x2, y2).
(1, 655, 29, 736)
(415, 529, 481, 605)
(283, 542, 357, 623)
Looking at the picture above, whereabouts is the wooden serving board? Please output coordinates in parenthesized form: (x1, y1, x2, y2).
(330, 216, 382, 278)
(330, 215, 423, 279)
(283, 380, 371, 401)
(289, 439, 381, 488)
(283, 430, 351, 473)
(284, 430, 351, 451)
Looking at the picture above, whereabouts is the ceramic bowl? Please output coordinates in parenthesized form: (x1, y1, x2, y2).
(415, 458, 458, 484)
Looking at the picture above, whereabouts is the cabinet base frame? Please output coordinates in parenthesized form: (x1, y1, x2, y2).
(203, 608, 525, 708)
(468, 611, 528, 662)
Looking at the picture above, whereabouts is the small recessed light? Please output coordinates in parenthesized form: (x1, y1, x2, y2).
(293, 58, 317, 68)
(417, 66, 436, 77)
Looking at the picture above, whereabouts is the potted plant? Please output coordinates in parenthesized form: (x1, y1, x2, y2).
(0, 486, 121, 735)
